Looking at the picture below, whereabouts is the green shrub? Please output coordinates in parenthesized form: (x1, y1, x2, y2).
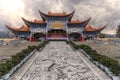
(0, 64, 8, 76)
(80, 45, 120, 75)
(66, 41, 69, 44)
(0, 41, 48, 78)
(36, 41, 48, 51)
(16, 52, 26, 60)
(5, 60, 14, 71)
(69, 41, 120, 75)
(11, 56, 21, 66)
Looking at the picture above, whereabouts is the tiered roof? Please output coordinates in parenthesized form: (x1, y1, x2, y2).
(22, 17, 45, 24)
(68, 17, 91, 25)
(47, 11, 66, 16)
(39, 10, 75, 17)
(6, 25, 30, 32)
(5, 10, 106, 33)
(33, 19, 44, 23)
(84, 25, 107, 32)
(6, 24, 106, 32)
(38, 10, 75, 21)
(69, 20, 80, 24)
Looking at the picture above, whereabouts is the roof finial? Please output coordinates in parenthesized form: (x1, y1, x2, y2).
(48, 11, 51, 14)
(63, 11, 66, 14)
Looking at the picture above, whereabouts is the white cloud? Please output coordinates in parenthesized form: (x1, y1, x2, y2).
(0, 0, 120, 34)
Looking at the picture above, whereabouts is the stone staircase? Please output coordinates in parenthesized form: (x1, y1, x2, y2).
(9, 41, 111, 80)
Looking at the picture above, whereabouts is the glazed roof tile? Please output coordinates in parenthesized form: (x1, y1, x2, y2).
(6, 25, 30, 32)
(84, 25, 106, 32)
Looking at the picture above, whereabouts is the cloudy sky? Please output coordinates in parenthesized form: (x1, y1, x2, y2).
(0, 0, 120, 34)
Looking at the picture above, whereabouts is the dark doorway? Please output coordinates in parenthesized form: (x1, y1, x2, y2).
(47, 29, 67, 39)
(69, 33, 82, 41)
(33, 33, 45, 41)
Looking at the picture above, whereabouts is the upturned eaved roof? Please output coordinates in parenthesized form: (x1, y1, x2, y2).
(22, 17, 46, 27)
(34, 19, 44, 23)
(69, 20, 80, 24)
(38, 10, 75, 21)
(84, 25, 107, 32)
(68, 17, 91, 24)
(22, 17, 45, 24)
(5, 24, 106, 32)
(6, 25, 30, 32)
(47, 11, 66, 16)
(39, 10, 75, 17)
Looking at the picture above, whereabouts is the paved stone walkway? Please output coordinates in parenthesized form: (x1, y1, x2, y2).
(9, 41, 111, 80)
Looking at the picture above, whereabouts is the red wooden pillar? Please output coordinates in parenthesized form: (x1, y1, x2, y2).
(29, 33, 34, 42)
(29, 36, 33, 42)
(81, 36, 85, 42)
(80, 33, 84, 42)
(13, 34, 18, 39)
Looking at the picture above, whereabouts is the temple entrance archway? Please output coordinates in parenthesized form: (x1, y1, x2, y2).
(69, 33, 82, 41)
(33, 33, 45, 41)
(47, 29, 67, 40)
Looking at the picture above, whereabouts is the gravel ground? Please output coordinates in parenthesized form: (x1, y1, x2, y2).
(0, 41, 40, 62)
(76, 40, 120, 63)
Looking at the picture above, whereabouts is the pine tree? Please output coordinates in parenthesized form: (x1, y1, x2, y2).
(116, 24, 120, 38)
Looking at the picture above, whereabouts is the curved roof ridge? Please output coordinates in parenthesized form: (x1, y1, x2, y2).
(47, 11, 66, 16)
(33, 19, 44, 23)
(84, 25, 107, 32)
(5, 25, 30, 31)
(22, 17, 45, 24)
(68, 17, 91, 24)
(80, 17, 91, 23)
(38, 10, 75, 22)
(97, 25, 107, 31)
(69, 20, 80, 23)
(39, 10, 75, 16)
(86, 25, 96, 30)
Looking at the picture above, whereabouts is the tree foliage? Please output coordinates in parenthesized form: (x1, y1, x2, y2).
(116, 24, 120, 38)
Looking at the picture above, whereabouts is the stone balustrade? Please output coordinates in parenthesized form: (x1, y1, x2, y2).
(109, 39, 120, 46)
(0, 40, 3, 45)
(93, 38, 120, 46)
(8, 39, 20, 45)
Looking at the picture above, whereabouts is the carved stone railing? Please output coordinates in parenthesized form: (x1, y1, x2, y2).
(109, 38, 120, 46)
(0, 40, 3, 45)
(93, 38, 109, 44)
(93, 38, 120, 46)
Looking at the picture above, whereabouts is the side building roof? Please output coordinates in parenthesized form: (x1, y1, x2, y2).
(22, 18, 46, 27)
(5, 24, 107, 33)
(6, 25, 30, 32)
(67, 17, 91, 27)
(84, 25, 107, 32)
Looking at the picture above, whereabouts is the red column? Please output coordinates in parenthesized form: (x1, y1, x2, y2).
(29, 36, 33, 42)
(13, 34, 18, 39)
(80, 33, 84, 42)
(81, 36, 85, 42)
(29, 33, 32, 42)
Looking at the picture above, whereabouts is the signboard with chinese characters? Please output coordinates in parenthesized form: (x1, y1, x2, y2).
(51, 21, 64, 29)
(68, 28, 83, 33)
(35, 28, 43, 33)
(72, 28, 77, 32)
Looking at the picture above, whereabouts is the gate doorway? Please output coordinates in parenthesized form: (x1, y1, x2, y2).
(33, 33, 45, 41)
(47, 29, 67, 40)
(69, 33, 82, 41)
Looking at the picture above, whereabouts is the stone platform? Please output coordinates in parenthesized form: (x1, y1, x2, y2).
(9, 41, 111, 80)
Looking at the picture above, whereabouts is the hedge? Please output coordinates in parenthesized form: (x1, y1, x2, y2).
(0, 41, 48, 77)
(67, 41, 120, 75)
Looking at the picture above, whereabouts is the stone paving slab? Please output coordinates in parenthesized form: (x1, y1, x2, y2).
(9, 41, 111, 80)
